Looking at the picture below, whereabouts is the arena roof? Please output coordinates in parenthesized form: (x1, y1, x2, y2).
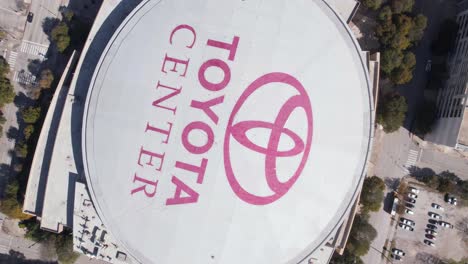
(82, 0, 374, 263)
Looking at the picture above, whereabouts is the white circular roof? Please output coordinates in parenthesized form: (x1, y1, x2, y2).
(82, 0, 373, 263)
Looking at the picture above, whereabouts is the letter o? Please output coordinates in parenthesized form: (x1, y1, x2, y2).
(182, 121, 214, 154)
(198, 59, 231, 91)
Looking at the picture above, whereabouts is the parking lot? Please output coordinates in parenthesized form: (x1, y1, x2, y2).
(391, 180, 468, 263)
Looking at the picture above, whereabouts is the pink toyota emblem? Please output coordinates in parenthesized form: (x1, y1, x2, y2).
(224, 72, 313, 205)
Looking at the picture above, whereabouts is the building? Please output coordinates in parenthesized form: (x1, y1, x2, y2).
(427, 7, 468, 152)
(23, 0, 378, 263)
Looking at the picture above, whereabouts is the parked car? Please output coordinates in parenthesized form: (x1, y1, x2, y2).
(445, 194, 458, 205)
(427, 224, 438, 230)
(392, 248, 406, 256)
(405, 209, 414, 215)
(428, 219, 438, 225)
(426, 234, 437, 240)
(428, 212, 441, 219)
(407, 198, 416, 204)
(399, 223, 414, 231)
(426, 229, 438, 235)
(424, 239, 436, 247)
(425, 60, 432, 72)
(409, 187, 420, 194)
(27, 12, 34, 23)
(391, 254, 402, 261)
(431, 203, 443, 210)
(438, 221, 453, 228)
(400, 218, 415, 226)
(408, 193, 418, 199)
(406, 203, 415, 209)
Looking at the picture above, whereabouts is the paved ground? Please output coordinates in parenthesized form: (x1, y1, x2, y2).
(418, 148, 468, 180)
(393, 181, 468, 263)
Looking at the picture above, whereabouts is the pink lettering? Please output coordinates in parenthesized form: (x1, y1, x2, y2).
(176, 158, 208, 184)
(152, 81, 181, 114)
(137, 147, 165, 171)
(165, 176, 199, 205)
(131, 174, 158, 197)
(198, 59, 231, 91)
(145, 122, 173, 144)
(207, 36, 240, 61)
(161, 54, 190, 77)
(190, 96, 224, 124)
(169, 24, 196, 48)
(182, 121, 214, 154)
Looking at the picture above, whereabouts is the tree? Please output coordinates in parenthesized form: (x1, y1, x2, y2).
(0, 180, 30, 220)
(377, 94, 408, 133)
(21, 106, 41, 124)
(409, 14, 428, 43)
(391, 0, 415, 14)
(390, 67, 413, 84)
(330, 250, 364, 264)
(0, 77, 15, 107)
(378, 6, 392, 22)
(360, 176, 385, 212)
(346, 215, 377, 256)
(23, 125, 34, 140)
(402, 51, 416, 69)
(15, 141, 28, 157)
(381, 49, 403, 75)
(38, 69, 54, 89)
(62, 10, 74, 22)
(0, 56, 10, 77)
(362, 0, 382, 10)
(51, 22, 70, 53)
(55, 233, 79, 264)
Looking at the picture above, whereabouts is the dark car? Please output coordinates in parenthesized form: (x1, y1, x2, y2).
(427, 224, 438, 230)
(426, 234, 436, 240)
(428, 219, 438, 225)
(406, 203, 415, 208)
(27, 12, 34, 23)
(407, 198, 416, 204)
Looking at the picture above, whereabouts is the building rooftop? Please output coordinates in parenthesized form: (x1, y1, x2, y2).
(81, 0, 374, 263)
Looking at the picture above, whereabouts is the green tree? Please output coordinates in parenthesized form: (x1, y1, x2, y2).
(377, 94, 408, 133)
(55, 233, 79, 264)
(38, 69, 54, 89)
(21, 106, 41, 124)
(381, 49, 403, 74)
(0, 77, 15, 107)
(51, 22, 71, 53)
(23, 125, 34, 140)
(330, 250, 364, 264)
(0, 180, 30, 220)
(346, 215, 377, 256)
(378, 6, 392, 22)
(376, 19, 397, 47)
(15, 141, 28, 157)
(0, 56, 10, 77)
(390, 67, 413, 84)
(391, 0, 415, 14)
(360, 176, 385, 212)
(362, 0, 382, 10)
(62, 10, 74, 22)
(409, 14, 428, 43)
(402, 51, 416, 69)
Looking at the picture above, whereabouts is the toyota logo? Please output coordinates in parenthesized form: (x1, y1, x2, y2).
(224, 72, 313, 205)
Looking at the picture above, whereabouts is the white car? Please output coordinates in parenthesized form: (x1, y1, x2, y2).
(447, 197, 457, 205)
(409, 187, 420, 194)
(405, 209, 414, 215)
(438, 221, 452, 228)
(426, 229, 437, 236)
(392, 248, 406, 256)
(399, 223, 414, 231)
(408, 193, 418, 199)
(429, 212, 441, 219)
(400, 218, 415, 226)
(431, 203, 443, 210)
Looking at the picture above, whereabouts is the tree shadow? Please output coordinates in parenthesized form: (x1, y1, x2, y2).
(384, 177, 400, 190)
(6, 127, 19, 141)
(408, 166, 436, 180)
(27, 59, 43, 77)
(42, 17, 60, 39)
(14, 92, 36, 108)
(0, 163, 12, 197)
(0, 250, 58, 264)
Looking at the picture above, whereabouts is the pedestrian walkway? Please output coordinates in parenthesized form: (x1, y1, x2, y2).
(7, 51, 17, 68)
(20, 40, 48, 58)
(13, 71, 36, 85)
(403, 149, 420, 173)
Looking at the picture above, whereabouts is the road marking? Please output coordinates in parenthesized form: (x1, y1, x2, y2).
(20, 41, 48, 58)
(7, 51, 18, 68)
(14, 71, 36, 85)
(403, 149, 420, 173)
